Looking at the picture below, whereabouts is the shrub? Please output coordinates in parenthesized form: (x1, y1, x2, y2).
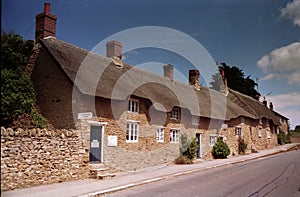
(174, 155, 193, 165)
(212, 140, 230, 159)
(238, 138, 247, 154)
(30, 108, 46, 128)
(278, 130, 291, 145)
(175, 133, 199, 164)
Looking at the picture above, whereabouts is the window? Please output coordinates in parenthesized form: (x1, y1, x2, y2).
(126, 122, 138, 142)
(266, 130, 271, 139)
(259, 119, 263, 125)
(192, 116, 199, 125)
(240, 117, 245, 124)
(128, 99, 139, 113)
(156, 128, 165, 142)
(170, 129, 180, 143)
(258, 128, 262, 137)
(210, 135, 217, 146)
(170, 109, 179, 120)
(235, 127, 242, 136)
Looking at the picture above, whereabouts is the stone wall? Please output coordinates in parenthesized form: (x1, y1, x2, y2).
(1, 127, 89, 191)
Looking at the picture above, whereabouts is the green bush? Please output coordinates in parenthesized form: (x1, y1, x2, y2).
(175, 133, 199, 164)
(212, 140, 230, 159)
(30, 109, 46, 128)
(238, 138, 248, 154)
(278, 130, 291, 145)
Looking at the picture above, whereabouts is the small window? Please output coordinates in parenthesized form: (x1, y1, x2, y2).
(235, 127, 242, 136)
(192, 116, 199, 125)
(258, 128, 262, 137)
(156, 128, 165, 142)
(170, 129, 180, 143)
(240, 117, 245, 124)
(266, 130, 271, 139)
(128, 99, 139, 113)
(126, 122, 138, 142)
(170, 108, 179, 120)
(259, 119, 263, 125)
(210, 135, 217, 146)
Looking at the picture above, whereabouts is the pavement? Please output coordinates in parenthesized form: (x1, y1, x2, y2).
(2, 143, 299, 197)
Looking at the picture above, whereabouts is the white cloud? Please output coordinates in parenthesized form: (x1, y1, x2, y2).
(281, 0, 300, 26)
(269, 92, 300, 128)
(257, 42, 300, 86)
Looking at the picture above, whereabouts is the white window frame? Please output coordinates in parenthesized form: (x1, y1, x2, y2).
(192, 116, 199, 125)
(156, 127, 165, 142)
(170, 108, 179, 120)
(266, 130, 271, 139)
(170, 129, 180, 143)
(126, 122, 139, 142)
(128, 98, 139, 113)
(240, 117, 245, 124)
(259, 118, 263, 125)
(235, 127, 242, 136)
(258, 128, 262, 137)
(210, 135, 218, 146)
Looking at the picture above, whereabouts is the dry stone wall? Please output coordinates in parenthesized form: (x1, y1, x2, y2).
(1, 127, 89, 191)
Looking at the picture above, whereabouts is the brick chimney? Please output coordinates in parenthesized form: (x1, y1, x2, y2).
(263, 96, 267, 106)
(163, 64, 174, 81)
(269, 102, 273, 110)
(219, 69, 229, 96)
(189, 69, 200, 90)
(106, 40, 123, 59)
(35, 3, 57, 43)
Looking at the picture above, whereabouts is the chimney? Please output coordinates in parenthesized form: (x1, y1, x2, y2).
(35, 3, 57, 43)
(189, 69, 200, 90)
(219, 69, 229, 96)
(263, 96, 267, 106)
(269, 102, 273, 110)
(163, 64, 174, 81)
(106, 40, 123, 59)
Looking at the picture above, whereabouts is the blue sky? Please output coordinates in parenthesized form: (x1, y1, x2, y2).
(2, 0, 300, 128)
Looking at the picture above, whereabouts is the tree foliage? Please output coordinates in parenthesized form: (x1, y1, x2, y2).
(212, 139, 230, 159)
(210, 63, 260, 99)
(175, 133, 199, 164)
(1, 32, 45, 127)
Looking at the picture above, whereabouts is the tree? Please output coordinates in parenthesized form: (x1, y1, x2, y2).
(210, 63, 260, 99)
(1, 32, 45, 128)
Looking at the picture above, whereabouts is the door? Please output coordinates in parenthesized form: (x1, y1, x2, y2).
(90, 125, 102, 162)
(196, 133, 202, 159)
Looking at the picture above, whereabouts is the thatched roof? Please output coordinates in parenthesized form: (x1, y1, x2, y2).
(39, 37, 281, 124)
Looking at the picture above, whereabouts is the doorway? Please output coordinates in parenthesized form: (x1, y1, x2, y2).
(196, 133, 202, 159)
(90, 125, 103, 162)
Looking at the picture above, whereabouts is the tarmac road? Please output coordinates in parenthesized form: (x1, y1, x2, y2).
(108, 150, 300, 197)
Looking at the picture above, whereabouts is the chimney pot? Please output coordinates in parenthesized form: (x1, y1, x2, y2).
(269, 102, 273, 110)
(263, 96, 267, 106)
(189, 69, 200, 90)
(163, 64, 174, 81)
(44, 3, 50, 13)
(106, 40, 123, 59)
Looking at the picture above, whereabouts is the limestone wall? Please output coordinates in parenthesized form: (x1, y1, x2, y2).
(1, 127, 89, 191)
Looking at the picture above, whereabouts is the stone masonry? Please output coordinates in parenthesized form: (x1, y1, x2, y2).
(1, 127, 89, 191)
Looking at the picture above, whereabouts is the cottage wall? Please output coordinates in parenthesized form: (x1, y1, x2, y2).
(1, 127, 89, 191)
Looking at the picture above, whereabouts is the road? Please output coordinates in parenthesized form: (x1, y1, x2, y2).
(107, 150, 300, 197)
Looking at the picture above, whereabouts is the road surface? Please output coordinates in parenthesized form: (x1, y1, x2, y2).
(107, 150, 300, 197)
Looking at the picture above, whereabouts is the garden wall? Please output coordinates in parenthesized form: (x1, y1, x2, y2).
(1, 127, 89, 191)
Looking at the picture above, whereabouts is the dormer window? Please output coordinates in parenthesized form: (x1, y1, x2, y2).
(170, 108, 179, 120)
(240, 117, 245, 124)
(128, 98, 139, 113)
(259, 118, 263, 125)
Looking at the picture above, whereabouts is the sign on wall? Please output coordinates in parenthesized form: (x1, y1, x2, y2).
(107, 135, 118, 147)
(78, 112, 92, 120)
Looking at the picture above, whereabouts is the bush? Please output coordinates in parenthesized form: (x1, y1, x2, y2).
(175, 134, 199, 164)
(212, 140, 230, 159)
(30, 109, 46, 128)
(174, 155, 193, 165)
(278, 130, 291, 145)
(238, 138, 247, 154)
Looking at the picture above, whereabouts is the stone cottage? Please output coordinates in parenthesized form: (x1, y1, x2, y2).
(30, 3, 287, 171)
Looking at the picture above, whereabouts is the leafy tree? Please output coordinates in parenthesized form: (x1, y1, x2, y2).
(210, 63, 260, 99)
(1, 32, 45, 128)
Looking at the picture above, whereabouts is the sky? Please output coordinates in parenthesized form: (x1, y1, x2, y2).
(2, 0, 300, 129)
